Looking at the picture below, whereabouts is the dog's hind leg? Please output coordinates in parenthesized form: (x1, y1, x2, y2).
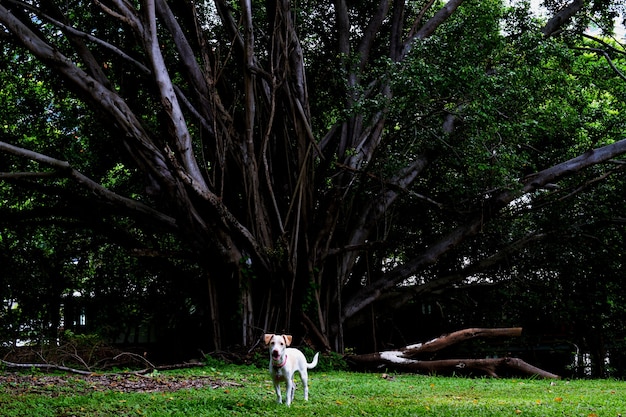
(300, 370, 310, 401)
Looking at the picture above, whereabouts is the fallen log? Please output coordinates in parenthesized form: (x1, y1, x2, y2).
(401, 327, 523, 358)
(348, 353, 560, 379)
(347, 327, 560, 379)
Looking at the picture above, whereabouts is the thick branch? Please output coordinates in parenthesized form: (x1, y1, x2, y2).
(520, 139, 626, 193)
(402, 0, 464, 57)
(213, 0, 244, 52)
(155, 0, 215, 134)
(542, 0, 585, 37)
(343, 214, 484, 320)
(389, 0, 404, 61)
(413, 232, 549, 296)
(336, 155, 431, 285)
(334, 0, 351, 56)
(143, 0, 206, 188)
(357, 0, 390, 70)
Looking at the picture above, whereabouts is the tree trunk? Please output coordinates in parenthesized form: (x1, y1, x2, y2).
(207, 274, 222, 351)
(347, 327, 560, 379)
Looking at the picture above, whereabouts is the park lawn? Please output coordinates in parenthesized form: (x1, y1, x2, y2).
(0, 365, 624, 417)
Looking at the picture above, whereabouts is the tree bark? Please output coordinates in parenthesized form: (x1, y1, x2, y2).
(347, 328, 560, 379)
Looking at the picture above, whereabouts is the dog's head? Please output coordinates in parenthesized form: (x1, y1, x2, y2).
(264, 334, 292, 360)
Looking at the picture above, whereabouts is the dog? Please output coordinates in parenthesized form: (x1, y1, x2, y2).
(264, 333, 320, 406)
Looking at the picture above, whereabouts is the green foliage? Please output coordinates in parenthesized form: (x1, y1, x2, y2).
(203, 353, 231, 370)
(385, 1, 621, 199)
(301, 347, 349, 372)
(362, 0, 626, 280)
(62, 330, 106, 352)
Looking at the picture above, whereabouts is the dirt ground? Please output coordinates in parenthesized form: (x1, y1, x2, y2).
(0, 372, 241, 397)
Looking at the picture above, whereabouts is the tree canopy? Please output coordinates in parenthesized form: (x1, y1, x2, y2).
(1, 0, 626, 363)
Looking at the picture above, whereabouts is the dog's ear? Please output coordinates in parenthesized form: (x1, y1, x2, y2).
(264, 334, 274, 345)
(283, 335, 293, 346)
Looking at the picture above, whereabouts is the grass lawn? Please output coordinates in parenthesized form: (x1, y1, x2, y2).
(0, 364, 624, 416)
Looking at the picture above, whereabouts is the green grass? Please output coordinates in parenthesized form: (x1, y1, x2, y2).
(0, 365, 624, 416)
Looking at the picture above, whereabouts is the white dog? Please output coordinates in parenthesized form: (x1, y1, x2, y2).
(264, 333, 320, 406)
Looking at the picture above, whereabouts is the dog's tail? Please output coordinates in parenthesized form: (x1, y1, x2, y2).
(307, 352, 320, 369)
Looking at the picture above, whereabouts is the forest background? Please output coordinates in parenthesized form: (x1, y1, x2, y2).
(1, 0, 626, 378)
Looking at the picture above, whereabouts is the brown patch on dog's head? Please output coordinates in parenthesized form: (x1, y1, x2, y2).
(264, 333, 293, 346)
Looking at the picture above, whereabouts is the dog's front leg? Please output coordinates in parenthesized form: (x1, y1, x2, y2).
(285, 378, 294, 406)
(273, 380, 283, 404)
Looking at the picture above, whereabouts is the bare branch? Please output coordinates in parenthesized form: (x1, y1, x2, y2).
(415, 0, 464, 39)
(213, 0, 244, 52)
(521, 139, 626, 193)
(0, 171, 61, 180)
(583, 33, 626, 56)
(406, 0, 437, 41)
(574, 46, 626, 82)
(1, 359, 93, 375)
(0, 140, 177, 229)
(169, 148, 270, 271)
(402, 0, 464, 57)
(350, 355, 560, 379)
(93, 0, 142, 30)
